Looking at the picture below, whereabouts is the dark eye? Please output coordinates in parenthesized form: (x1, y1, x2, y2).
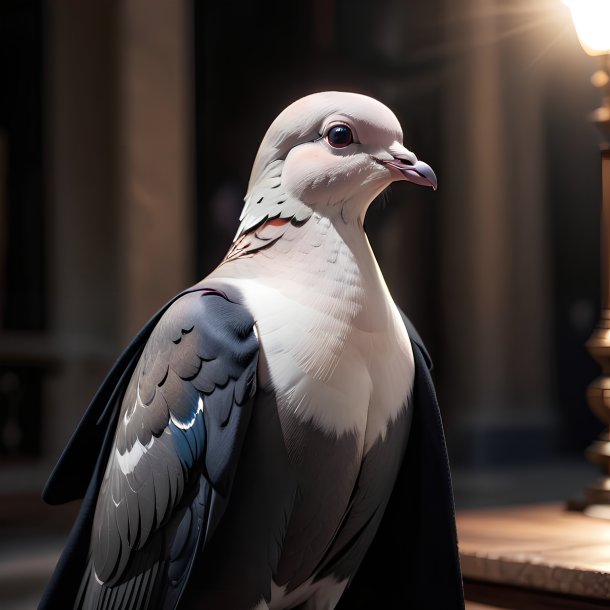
(326, 124, 353, 148)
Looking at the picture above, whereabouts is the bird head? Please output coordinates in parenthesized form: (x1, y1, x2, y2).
(244, 91, 436, 226)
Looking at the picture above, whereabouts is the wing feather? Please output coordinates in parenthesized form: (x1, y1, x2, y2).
(69, 290, 258, 609)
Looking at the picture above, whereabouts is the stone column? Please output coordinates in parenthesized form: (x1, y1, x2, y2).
(45, 0, 120, 460)
(117, 0, 195, 342)
(440, 0, 553, 465)
(44, 0, 194, 466)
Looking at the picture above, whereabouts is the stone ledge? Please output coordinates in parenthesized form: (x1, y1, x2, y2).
(458, 503, 610, 602)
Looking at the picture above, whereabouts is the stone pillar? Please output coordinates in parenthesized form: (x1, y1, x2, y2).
(45, 0, 120, 460)
(44, 0, 194, 466)
(117, 0, 195, 342)
(440, 0, 553, 465)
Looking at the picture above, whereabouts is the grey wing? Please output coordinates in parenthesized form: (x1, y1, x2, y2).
(76, 290, 258, 610)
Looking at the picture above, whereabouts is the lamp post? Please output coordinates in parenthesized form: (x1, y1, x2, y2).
(564, 1, 610, 512)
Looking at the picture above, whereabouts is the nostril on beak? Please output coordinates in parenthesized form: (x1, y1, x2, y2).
(394, 156, 415, 167)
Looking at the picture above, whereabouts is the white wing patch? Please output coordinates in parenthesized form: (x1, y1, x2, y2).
(117, 393, 203, 476)
(115, 435, 154, 475)
(170, 395, 204, 430)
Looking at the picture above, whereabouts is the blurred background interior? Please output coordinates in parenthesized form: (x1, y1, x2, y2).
(0, 0, 607, 607)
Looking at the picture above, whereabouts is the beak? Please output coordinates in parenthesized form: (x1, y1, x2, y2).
(380, 158, 438, 191)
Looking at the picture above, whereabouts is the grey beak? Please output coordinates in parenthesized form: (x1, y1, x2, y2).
(380, 157, 438, 190)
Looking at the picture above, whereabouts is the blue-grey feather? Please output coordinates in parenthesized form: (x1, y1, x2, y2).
(137, 483, 156, 547)
(204, 382, 235, 428)
(168, 422, 196, 469)
(165, 375, 200, 424)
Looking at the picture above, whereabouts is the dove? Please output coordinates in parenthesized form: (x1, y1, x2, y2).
(39, 91, 463, 609)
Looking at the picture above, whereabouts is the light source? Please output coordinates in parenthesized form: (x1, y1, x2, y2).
(564, 0, 610, 514)
(564, 0, 610, 56)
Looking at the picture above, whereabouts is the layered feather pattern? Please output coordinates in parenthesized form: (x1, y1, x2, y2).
(75, 290, 258, 608)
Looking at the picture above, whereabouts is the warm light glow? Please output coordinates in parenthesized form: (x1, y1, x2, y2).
(563, 0, 610, 56)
